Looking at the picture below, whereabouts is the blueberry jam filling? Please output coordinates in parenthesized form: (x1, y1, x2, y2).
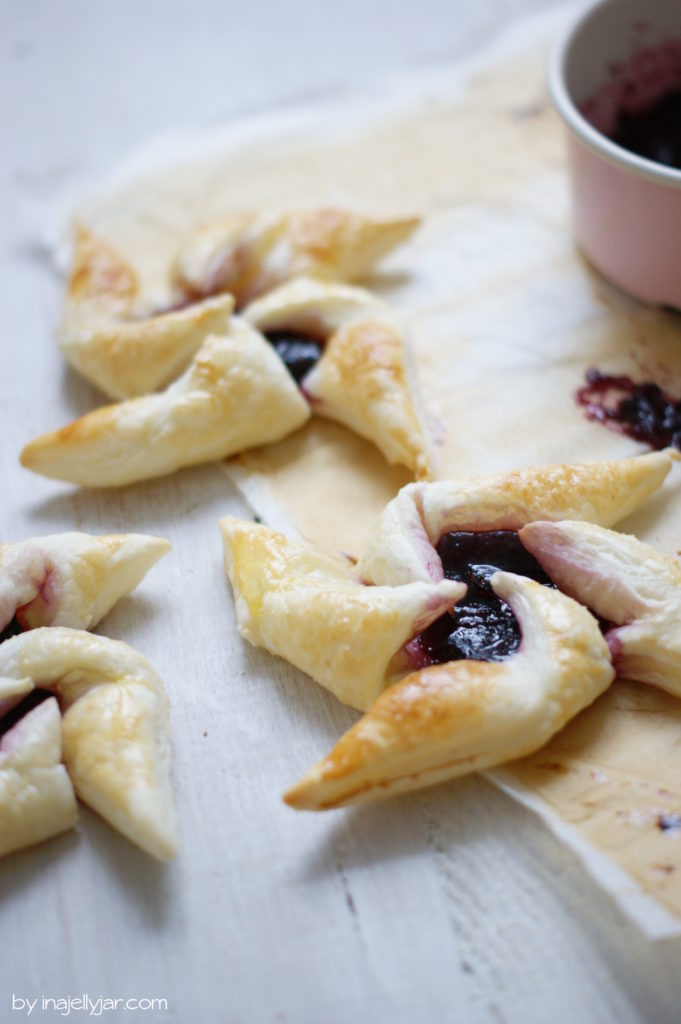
(0, 616, 24, 645)
(611, 89, 681, 171)
(414, 531, 556, 664)
(576, 368, 681, 450)
(264, 331, 323, 386)
(0, 690, 53, 739)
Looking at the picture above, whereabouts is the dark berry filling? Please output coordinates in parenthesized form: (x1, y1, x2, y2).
(0, 616, 23, 645)
(0, 690, 53, 739)
(576, 368, 681, 450)
(414, 531, 556, 665)
(611, 88, 681, 170)
(264, 331, 323, 386)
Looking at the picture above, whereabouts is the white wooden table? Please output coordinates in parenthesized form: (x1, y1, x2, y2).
(3, 2, 681, 1021)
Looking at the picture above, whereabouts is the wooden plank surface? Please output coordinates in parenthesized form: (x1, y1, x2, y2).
(3, 2, 681, 1022)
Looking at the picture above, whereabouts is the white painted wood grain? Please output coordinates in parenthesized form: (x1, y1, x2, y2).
(3, 1, 681, 1022)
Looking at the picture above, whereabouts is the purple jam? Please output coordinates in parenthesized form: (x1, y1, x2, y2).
(0, 617, 23, 645)
(576, 368, 681, 450)
(415, 531, 555, 664)
(0, 690, 52, 739)
(264, 331, 323, 385)
(611, 88, 681, 170)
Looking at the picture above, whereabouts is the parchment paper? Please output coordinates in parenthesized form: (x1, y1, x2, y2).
(43, 7, 681, 937)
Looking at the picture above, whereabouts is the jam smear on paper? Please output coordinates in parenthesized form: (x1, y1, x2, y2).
(576, 369, 681, 450)
(265, 331, 323, 385)
(414, 531, 555, 664)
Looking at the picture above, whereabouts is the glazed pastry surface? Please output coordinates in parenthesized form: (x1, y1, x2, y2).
(520, 519, 681, 698)
(0, 697, 79, 858)
(358, 450, 677, 586)
(0, 629, 178, 860)
(21, 318, 310, 487)
(59, 224, 235, 399)
(0, 532, 170, 633)
(172, 209, 420, 306)
(284, 574, 614, 809)
(221, 516, 463, 710)
(244, 277, 432, 479)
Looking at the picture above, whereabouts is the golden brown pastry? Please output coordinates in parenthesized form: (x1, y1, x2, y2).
(358, 450, 678, 586)
(0, 628, 178, 860)
(221, 450, 679, 811)
(520, 519, 681, 698)
(0, 532, 170, 632)
(0, 694, 78, 858)
(20, 318, 310, 487)
(284, 573, 614, 809)
(243, 277, 432, 479)
(171, 209, 420, 307)
(220, 516, 464, 710)
(59, 224, 235, 399)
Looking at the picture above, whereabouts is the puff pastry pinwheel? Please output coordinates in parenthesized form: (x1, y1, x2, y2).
(20, 317, 310, 488)
(0, 628, 178, 860)
(59, 223, 235, 400)
(243, 277, 431, 478)
(171, 208, 420, 307)
(221, 451, 678, 809)
(520, 520, 681, 698)
(284, 574, 614, 809)
(220, 517, 464, 710)
(358, 449, 677, 586)
(0, 531, 170, 636)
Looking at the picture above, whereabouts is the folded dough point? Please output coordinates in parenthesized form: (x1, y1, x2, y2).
(0, 697, 79, 857)
(303, 316, 432, 480)
(220, 517, 464, 710)
(359, 450, 678, 586)
(59, 224, 239, 399)
(284, 573, 615, 810)
(0, 629, 178, 860)
(20, 319, 310, 488)
(0, 532, 170, 632)
(172, 210, 421, 304)
(520, 519, 681, 698)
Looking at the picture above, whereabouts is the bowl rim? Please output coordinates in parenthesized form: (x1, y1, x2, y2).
(548, 0, 681, 189)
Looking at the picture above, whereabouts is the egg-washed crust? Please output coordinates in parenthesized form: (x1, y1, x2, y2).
(244, 277, 432, 479)
(0, 697, 79, 858)
(520, 519, 681, 699)
(220, 450, 681, 810)
(358, 449, 679, 586)
(0, 532, 170, 634)
(0, 628, 178, 861)
(220, 516, 464, 711)
(59, 224, 236, 400)
(20, 318, 310, 488)
(284, 573, 615, 810)
(171, 209, 421, 307)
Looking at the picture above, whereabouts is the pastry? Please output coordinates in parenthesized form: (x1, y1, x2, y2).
(0, 531, 170, 635)
(20, 318, 310, 487)
(59, 223, 235, 399)
(358, 449, 678, 586)
(520, 519, 681, 698)
(22, 278, 432, 485)
(0, 628, 178, 860)
(284, 573, 614, 809)
(220, 516, 463, 709)
(171, 209, 420, 307)
(243, 277, 432, 478)
(221, 451, 677, 809)
(0, 695, 78, 858)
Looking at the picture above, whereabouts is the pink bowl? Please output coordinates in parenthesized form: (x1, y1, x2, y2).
(548, 0, 681, 308)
